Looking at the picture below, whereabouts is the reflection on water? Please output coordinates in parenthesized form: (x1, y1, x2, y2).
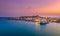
(0, 20, 60, 36)
(35, 21, 48, 36)
(34, 22, 40, 35)
(35, 22, 60, 36)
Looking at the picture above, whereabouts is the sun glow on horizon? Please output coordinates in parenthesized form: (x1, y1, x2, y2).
(0, 0, 60, 17)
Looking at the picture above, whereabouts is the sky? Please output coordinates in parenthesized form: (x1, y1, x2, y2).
(0, 0, 60, 17)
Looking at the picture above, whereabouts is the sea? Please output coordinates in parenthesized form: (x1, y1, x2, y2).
(0, 18, 60, 36)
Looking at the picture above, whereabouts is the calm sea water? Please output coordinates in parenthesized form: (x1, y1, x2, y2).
(0, 19, 60, 36)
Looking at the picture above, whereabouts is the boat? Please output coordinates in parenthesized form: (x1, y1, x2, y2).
(40, 21, 48, 25)
(40, 19, 49, 25)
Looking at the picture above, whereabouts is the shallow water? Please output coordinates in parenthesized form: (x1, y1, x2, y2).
(0, 19, 60, 36)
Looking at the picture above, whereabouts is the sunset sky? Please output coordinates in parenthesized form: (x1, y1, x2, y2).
(0, 0, 60, 17)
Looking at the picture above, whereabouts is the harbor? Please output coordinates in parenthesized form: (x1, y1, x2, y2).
(7, 15, 60, 24)
(0, 18, 60, 36)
